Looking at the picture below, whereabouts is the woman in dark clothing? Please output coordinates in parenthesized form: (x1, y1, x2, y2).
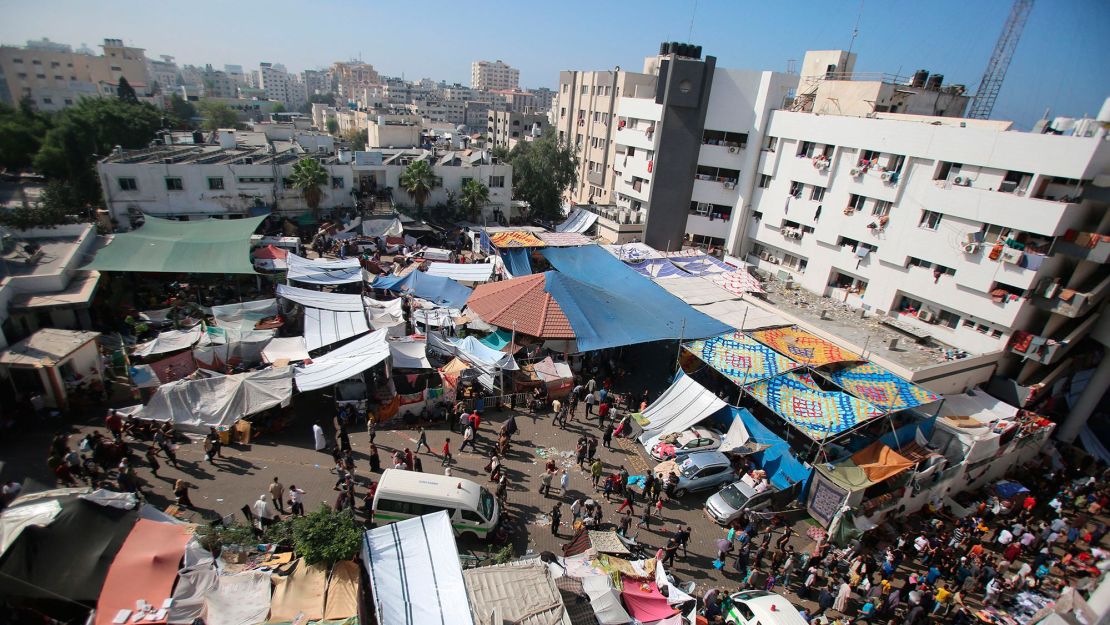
(369, 444, 382, 473)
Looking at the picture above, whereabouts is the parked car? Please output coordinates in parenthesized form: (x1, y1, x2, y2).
(649, 426, 723, 461)
(705, 474, 780, 525)
(726, 590, 808, 625)
(653, 451, 739, 498)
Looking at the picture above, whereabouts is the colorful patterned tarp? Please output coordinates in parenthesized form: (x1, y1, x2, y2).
(488, 231, 546, 248)
(711, 269, 765, 295)
(827, 362, 941, 411)
(684, 331, 800, 385)
(668, 255, 734, 276)
(745, 371, 884, 441)
(628, 258, 688, 279)
(750, 326, 861, 366)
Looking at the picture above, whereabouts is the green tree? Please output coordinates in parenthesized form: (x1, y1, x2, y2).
(506, 129, 577, 222)
(116, 76, 139, 103)
(0, 180, 81, 230)
(343, 127, 365, 150)
(327, 119, 340, 135)
(289, 157, 329, 216)
(0, 99, 51, 171)
(34, 97, 164, 204)
(270, 102, 286, 114)
(196, 100, 239, 131)
(399, 160, 436, 216)
(293, 505, 363, 565)
(460, 178, 491, 222)
(168, 94, 197, 129)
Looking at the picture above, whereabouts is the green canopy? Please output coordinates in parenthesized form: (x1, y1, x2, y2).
(84, 215, 265, 274)
(478, 328, 513, 351)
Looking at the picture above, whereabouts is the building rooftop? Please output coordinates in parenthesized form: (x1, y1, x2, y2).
(1, 236, 83, 278)
(0, 328, 100, 367)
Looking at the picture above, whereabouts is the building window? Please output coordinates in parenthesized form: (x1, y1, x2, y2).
(42, 97, 52, 104)
(580, 85, 587, 95)
(758, 174, 772, 189)
(848, 193, 866, 212)
(560, 107, 566, 118)
(919, 210, 942, 230)
(208, 177, 225, 190)
(937, 310, 961, 329)
(789, 181, 803, 198)
(118, 177, 138, 191)
(872, 200, 891, 216)
(332, 177, 344, 189)
(797, 141, 815, 158)
(165, 177, 184, 191)
(810, 186, 826, 202)
(765, 136, 777, 152)
(488, 175, 505, 188)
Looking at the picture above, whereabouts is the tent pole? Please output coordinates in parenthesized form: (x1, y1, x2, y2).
(674, 319, 686, 373)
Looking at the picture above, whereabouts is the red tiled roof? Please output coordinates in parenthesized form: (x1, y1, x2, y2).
(466, 273, 575, 339)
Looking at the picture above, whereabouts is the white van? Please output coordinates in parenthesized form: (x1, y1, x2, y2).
(726, 590, 808, 625)
(372, 469, 500, 539)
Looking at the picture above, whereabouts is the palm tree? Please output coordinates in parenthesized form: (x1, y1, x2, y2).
(289, 158, 328, 217)
(459, 179, 491, 222)
(399, 160, 435, 217)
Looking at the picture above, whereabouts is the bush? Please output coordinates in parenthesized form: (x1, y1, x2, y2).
(293, 505, 363, 565)
(196, 522, 255, 552)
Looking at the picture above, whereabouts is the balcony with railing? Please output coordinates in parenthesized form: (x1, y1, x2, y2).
(1031, 270, 1110, 318)
(1050, 232, 1110, 264)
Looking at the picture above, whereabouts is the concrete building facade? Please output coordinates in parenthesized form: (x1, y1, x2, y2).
(0, 37, 151, 111)
(488, 110, 547, 149)
(471, 60, 519, 91)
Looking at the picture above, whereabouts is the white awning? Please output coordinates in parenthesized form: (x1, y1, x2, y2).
(556, 208, 599, 233)
(638, 374, 728, 450)
(261, 337, 310, 363)
(362, 218, 404, 238)
(304, 307, 370, 352)
(692, 300, 784, 330)
(424, 262, 495, 283)
(137, 367, 293, 433)
(294, 329, 390, 391)
(286, 253, 363, 285)
(718, 413, 752, 453)
(365, 297, 404, 324)
(389, 339, 431, 369)
(656, 277, 738, 305)
(276, 283, 364, 311)
(362, 511, 474, 625)
(132, 326, 206, 357)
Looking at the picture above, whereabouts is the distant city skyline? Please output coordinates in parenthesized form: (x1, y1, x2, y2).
(2, 0, 1107, 128)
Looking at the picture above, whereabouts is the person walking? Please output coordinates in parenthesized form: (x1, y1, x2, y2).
(203, 436, 217, 467)
(587, 437, 598, 461)
(550, 503, 562, 536)
(559, 469, 569, 495)
(415, 427, 430, 454)
(540, 469, 554, 497)
(369, 444, 382, 473)
(144, 446, 160, 476)
(207, 427, 223, 458)
(442, 438, 453, 466)
(253, 494, 277, 529)
(269, 477, 286, 514)
(313, 421, 327, 452)
(173, 479, 193, 508)
(459, 425, 475, 452)
(590, 459, 603, 490)
(603, 424, 614, 450)
(585, 391, 596, 416)
(288, 485, 306, 515)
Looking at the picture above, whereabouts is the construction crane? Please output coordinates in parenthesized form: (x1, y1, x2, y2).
(967, 0, 1034, 119)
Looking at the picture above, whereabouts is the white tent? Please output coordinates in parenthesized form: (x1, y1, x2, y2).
(304, 307, 370, 351)
(276, 283, 364, 311)
(137, 367, 293, 432)
(294, 329, 390, 392)
(580, 575, 631, 625)
(362, 511, 474, 625)
(657, 277, 737, 305)
(132, 326, 207, 357)
(638, 374, 728, 450)
(389, 339, 432, 369)
(210, 298, 279, 344)
(286, 253, 363, 285)
(366, 297, 404, 323)
(718, 413, 752, 453)
(424, 262, 495, 283)
(937, 389, 1019, 425)
(555, 208, 599, 233)
(692, 300, 783, 330)
(362, 218, 404, 238)
(261, 337, 310, 363)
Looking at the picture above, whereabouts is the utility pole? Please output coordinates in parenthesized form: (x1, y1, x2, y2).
(967, 0, 1034, 119)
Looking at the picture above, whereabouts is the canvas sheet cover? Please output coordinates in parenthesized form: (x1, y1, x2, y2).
(627, 258, 688, 280)
(851, 441, 916, 483)
(656, 276, 737, 304)
(304, 306, 370, 352)
(938, 390, 1019, 425)
(733, 407, 813, 491)
(637, 373, 728, 449)
(363, 511, 474, 625)
(82, 215, 264, 275)
(390, 339, 431, 369)
(685, 331, 800, 385)
(452, 335, 519, 371)
(711, 269, 765, 295)
(501, 247, 533, 277)
(411, 304, 460, 329)
(667, 254, 734, 276)
(294, 329, 390, 392)
(745, 371, 884, 441)
(269, 558, 327, 623)
(362, 217, 404, 238)
(95, 520, 192, 625)
(537, 231, 593, 247)
(750, 326, 861, 366)
(366, 296, 404, 324)
(286, 253, 363, 285)
(203, 571, 271, 625)
(604, 242, 664, 261)
(555, 208, 599, 234)
(693, 300, 782, 331)
(261, 337, 310, 363)
(372, 271, 472, 309)
(323, 560, 359, 620)
(424, 261, 495, 282)
(827, 362, 940, 411)
(807, 470, 849, 527)
(275, 284, 363, 312)
(210, 298, 279, 344)
(138, 367, 293, 432)
(463, 562, 572, 625)
(542, 245, 730, 350)
(132, 326, 206, 357)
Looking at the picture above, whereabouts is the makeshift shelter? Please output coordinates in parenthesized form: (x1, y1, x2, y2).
(637, 373, 729, 450)
(466, 273, 575, 339)
(555, 208, 599, 233)
(137, 366, 293, 432)
(132, 326, 207, 357)
(656, 275, 737, 303)
(542, 245, 730, 350)
(95, 519, 192, 625)
(362, 511, 474, 625)
(749, 326, 861, 366)
(710, 269, 765, 296)
(667, 254, 734, 276)
(294, 329, 390, 392)
(286, 253, 363, 285)
(603, 242, 664, 261)
(580, 576, 632, 625)
(463, 562, 573, 625)
(261, 337, 310, 363)
(252, 244, 289, 271)
(425, 261, 495, 282)
(489, 230, 546, 248)
(538, 231, 593, 247)
(389, 339, 432, 369)
(324, 560, 360, 620)
(733, 407, 814, 492)
(479, 328, 514, 351)
(620, 579, 676, 623)
(626, 258, 689, 279)
(372, 271, 472, 309)
(529, 357, 574, 397)
(501, 247, 534, 277)
(745, 371, 884, 441)
(201, 570, 272, 625)
(209, 298, 279, 352)
(83, 215, 264, 274)
(268, 557, 327, 622)
(684, 331, 800, 386)
(826, 362, 940, 412)
(362, 217, 404, 238)
(850, 441, 917, 483)
(692, 300, 783, 331)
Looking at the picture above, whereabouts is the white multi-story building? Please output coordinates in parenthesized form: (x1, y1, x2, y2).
(737, 108, 1110, 387)
(471, 60, 519, 92)
(147, 55, 179, 92)
(96, 129, 512, 224)
(258, 62, 303, 107)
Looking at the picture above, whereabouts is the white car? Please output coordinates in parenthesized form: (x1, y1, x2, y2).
(726, 590, 808, 625)
(649, 426, 723, 462)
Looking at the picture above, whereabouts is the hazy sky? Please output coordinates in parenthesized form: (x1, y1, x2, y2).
(2, 0, 1107, 128)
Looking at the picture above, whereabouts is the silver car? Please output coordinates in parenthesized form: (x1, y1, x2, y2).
(649, 426, 723, 462)
(705, 476, 779, 525)
(653, 451, 738, 498)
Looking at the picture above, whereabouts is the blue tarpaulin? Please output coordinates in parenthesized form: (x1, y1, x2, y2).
(541, 246, 731, 348)
(733, 407, 813, 495)
(479, 229, 493, 254)
(502, 248, 532, 277)
(371, 271, 472, 309)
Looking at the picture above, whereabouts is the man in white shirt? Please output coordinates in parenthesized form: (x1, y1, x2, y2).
(253, 494, 277, 529)
(997, 528, 1014, 545)
(288, 485, 306, 515)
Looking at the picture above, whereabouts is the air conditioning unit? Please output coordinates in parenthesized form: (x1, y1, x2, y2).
(881, 171, 895, 182)
(813, 158, 830, 170)
(723, 181, 736, 190)
(917, 309, 937, 323)
(962, 242, 981, 254)
(759, 250, 770, 260)
(850, 167, 863, 177)
(953, 176, 970, 186)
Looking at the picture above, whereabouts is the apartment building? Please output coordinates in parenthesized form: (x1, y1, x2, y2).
(531, 87, 556, 115)
(487, 110, 547, 149)
(97, 129, 512, 224)
(301, 69, 328, 100)
(471, 60, 519, 91)
(258, 62, 303, 107)
(0, 37, 151, 111)
(555, 68, 657, 205)
(200, 65, 237, 99)
(146, 55, 179, 91)
(739, 108, 1110, 388)
(331, 61, 380, 101)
